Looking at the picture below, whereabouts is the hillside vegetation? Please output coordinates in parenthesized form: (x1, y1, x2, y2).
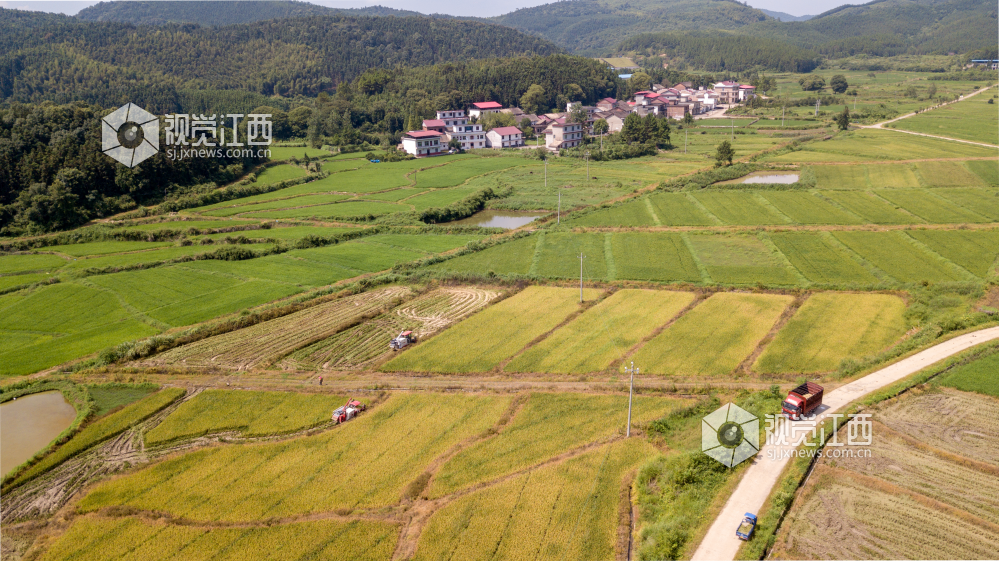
(617, 31, 821, 73)
(0, 8, 560, 107)
(76, 0, 422, 25)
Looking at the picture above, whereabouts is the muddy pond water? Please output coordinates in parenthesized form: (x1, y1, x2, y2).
(448, 210, 548, 229)
(1, 391, 77, 476)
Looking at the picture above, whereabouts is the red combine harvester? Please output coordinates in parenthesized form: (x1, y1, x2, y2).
(332, 398, 366, 424)
(782, 382, 824, 420)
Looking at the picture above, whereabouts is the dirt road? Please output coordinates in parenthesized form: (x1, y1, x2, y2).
(860, 84, 999, 148)
(690, 325, 999, 561)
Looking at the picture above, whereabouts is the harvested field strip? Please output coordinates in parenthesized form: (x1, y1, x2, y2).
(873, 388, 999, 466)
(609, 233, 702, 282)
(875, 189, 988, 223)
(382, 286, 600, 374)
(757, 191, 862, 224)
(754, 293, 907, 374)
(78, 394, 511, 519)
(690, 191, 788, 225)
(427, 393, 683, 498)
(37, 516, 399, 561)
(505, 289, 695, 374)
(934, 188, 999, 220)
(821, 190, 921, 224)
(767, 232, 879, 285)
(831, 428, 999, 524)
(415, 439, 656, 561)
(280, 287, 500, 370)
(832, 231, 964, 282)
(772, 468, 999, 560)
(142, 286, 411, 370)
(631, 292, 793, 376)
(906, 229, 999, 279)
(6, 388, 185, 489)
(145, 390, 347, 446)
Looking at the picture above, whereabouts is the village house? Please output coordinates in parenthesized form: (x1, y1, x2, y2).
(427, 110, 485, 150)
(486, 126, 524, 149)
(401, 130, 445, 157)
(468, 101, 503, 119)
(545, 121, 583, 151)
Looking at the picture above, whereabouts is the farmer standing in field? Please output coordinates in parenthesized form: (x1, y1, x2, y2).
(319, 375, 323, 386)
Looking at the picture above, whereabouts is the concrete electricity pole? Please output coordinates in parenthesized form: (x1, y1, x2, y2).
(578, 253, 585, 303)
(624, 361, 638, 437)
(584, 151, 590, 181)
(557, 191, 561, 225)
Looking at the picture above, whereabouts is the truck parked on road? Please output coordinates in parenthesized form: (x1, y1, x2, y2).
(736, 513, 757, 540)
(782, 382, 824, 420)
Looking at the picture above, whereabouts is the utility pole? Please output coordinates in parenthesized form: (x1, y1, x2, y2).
(731, 117, 734, 140)
(584, 151, 590, 181)
(781, 106, 785, 127)
(557, 191, 561, 224)
(815, 98, 820, 116)
(624, 361, 638, 437)
(684, 128, 687, 154)
(578, 253, 585, 303)
(544, 157, 548, 190)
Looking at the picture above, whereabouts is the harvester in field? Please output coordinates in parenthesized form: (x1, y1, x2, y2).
(389, 330, 417, 350)
(332, 398, 366, 424)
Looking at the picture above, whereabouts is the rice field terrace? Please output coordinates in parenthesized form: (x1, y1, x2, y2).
(771, 387, 999, 560)
(381, 286, 911, 379)
(2, 389, 695, 561)
(428, 228, 999, 288)
(279, 287, 501, 371)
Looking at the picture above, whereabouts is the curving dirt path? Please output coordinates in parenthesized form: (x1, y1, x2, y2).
(860, 84, 999, 148)
(691, 324, 999, 561)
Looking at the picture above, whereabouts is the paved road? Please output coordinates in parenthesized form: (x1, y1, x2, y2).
(690, 325, 999, 561)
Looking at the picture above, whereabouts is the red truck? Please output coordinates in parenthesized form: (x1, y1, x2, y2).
(782, 382, 823, 420)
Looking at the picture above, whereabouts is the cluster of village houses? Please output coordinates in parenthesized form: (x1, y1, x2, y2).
(400, 80, 756, 157)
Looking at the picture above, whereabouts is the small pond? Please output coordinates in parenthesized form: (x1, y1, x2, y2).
(449, 210, 548, 229)
(734, 172, 800, 184)
(1, 391, 77, 476)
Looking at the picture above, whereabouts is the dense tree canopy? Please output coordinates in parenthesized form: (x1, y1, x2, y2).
(0, 102, 261, 234)
(0, 9, 560, 111)
(617, 32, 820, 73)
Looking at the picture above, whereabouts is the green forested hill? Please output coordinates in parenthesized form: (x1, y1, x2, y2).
(76, 0, 423, 26)
(490, 0, 771, 55)
(0, 8, 560, 110)
(746, 0, 997, 56)
(617, 32, 821, 73)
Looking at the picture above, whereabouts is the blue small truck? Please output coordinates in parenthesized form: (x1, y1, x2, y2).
(736, 513, 757, 540)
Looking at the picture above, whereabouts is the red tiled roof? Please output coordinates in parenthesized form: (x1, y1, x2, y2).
(491, 126, 522, 135)
(634, 90, 656, 97)
(422, 119, 446, 127)
(600, 97, 616, 103)
(739, 85, 756, 89)
(405, 130, 443, 138)
(472, 101, 503, 109)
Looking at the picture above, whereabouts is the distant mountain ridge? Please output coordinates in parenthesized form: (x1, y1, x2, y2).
(758, 8, 813, 22)
(76, 0, 424, 26)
